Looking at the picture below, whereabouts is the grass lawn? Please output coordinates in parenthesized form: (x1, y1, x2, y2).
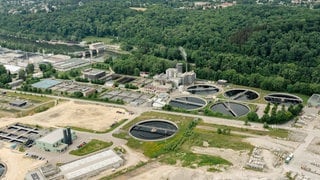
(18, 100, 55, 117)
(83, 36, 117, 44)
(189, 128, 254, 151)
(0, 92, 55, 117)
(116, 112, 195, 157)
(113, 112, 233, 168)
(160, 151, 231, 168)
(198, 122, 289, 139)
(69, 139, 113, 156)
(8, 91, 52, 103)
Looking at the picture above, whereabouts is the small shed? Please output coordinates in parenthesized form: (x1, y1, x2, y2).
(217, 79, 228, 85)
(9, 100, 27, 107)
(308, 94, 320, 108)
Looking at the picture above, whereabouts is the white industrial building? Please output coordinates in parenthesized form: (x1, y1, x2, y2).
(35, 128, 76, 152)
(89, 42, 107, 53)
(166, 68, 178, 79)
(308, 94, 320, 108)
(4, 64, 22, 74)
(43, 54, 71, 64)
(153, 63, 196, 88)
(59, 150, 124, 180)
(181, 71, 196, 85)
(152, 93, 170, 108)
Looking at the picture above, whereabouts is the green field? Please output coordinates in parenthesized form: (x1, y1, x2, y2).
(82, 36, 117, 45)
(69, 139, 113, 156)
(8, 91, 52, 103)
(0, 91, 56, 117)
(189, 128, 254, 151)
(18, 101, 56, 117)
(198, 122, 289, 139)
(113, 112, 238, 169)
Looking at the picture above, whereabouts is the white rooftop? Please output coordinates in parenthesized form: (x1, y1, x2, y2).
(4, 64, 22, 73)
(37, 128, 65, 144)
(60, 150, 123, 180)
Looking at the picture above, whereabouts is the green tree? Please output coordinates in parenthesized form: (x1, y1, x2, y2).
(247, 111, 259, 122)
(26, 64, 34, 75)
(72, 91, 83, 98)
(261, 114, 270, 123)
(18, 69, 26, 80)
(264, 103, 271, 114)
(134, 68, 140, 76)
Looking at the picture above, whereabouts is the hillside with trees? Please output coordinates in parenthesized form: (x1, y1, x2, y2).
(0, 1, 319, 95)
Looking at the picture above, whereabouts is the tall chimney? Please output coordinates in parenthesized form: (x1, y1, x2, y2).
(67, 127, 73, 145)
(63, 129, 68, 144)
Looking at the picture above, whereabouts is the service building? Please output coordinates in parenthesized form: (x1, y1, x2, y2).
(35, 128, 76, 152)
(59, 150, 124, 180)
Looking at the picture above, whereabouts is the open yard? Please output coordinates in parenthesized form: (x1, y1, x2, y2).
(0, 92, 55, 118)
(0, 142, 45, 180)
(69, 139, 113, 156)
(0, 101, 131, 132)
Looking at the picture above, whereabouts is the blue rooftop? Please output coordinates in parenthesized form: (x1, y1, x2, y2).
(32, 79, 61, 89)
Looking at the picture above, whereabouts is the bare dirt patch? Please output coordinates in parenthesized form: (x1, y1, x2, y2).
(244, 136, 298, 152)
(129, 164, 285, 180)
(307, 137, 320, 155)
(0, 101, 131, 131)
(191, 146, 249, 170)
(288, 131, 308, 142)
(0, 142, 45, 180)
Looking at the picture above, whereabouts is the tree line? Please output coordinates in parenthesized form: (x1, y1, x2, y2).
(0, 3, 320, 95)
(247, 103, 303, 124)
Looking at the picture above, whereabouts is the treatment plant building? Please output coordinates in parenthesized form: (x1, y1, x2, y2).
(35, 128, 76, 152)
(59, 150, 124, 180)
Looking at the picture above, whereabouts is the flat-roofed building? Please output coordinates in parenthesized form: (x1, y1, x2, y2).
(83, 68, 106, 81)
(44, 54, 71, 64)
(8, 79, 24, 88)
(217, 79, 228, 85)
(4, 64, 22, 74)
(89, 42, 106, 53)
(59, 150, 124, 180)
(308, 94, 320, 108)
(32, 79, 62, 89)
(9, 100, 27, 107)
(25, 170, 46, 180)
(53, 58, 90, 71)
(35, 128, 76, 153)
(181, 71, 196, 85)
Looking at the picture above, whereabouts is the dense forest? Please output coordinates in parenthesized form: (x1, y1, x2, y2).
(0, 1, 320, 95)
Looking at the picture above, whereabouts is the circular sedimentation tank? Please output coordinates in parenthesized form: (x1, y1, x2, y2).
(264, 93, 303, 105)
(129, 119, 178, 141)
(210, 102, 250, 117)
(224, 89, 259, 101)
(187, 84, 219, 95)
(0, 163, 6, 178)
(169, 96, 207, 110)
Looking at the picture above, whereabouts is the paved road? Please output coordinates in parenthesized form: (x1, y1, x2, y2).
(281, 108, 320, 179)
